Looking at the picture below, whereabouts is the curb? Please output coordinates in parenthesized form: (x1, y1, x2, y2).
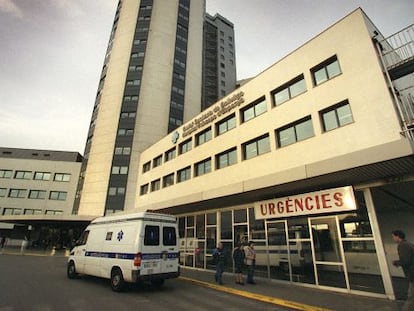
(178, 276, 332, 311)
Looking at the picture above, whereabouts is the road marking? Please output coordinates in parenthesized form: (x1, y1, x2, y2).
(179, 276, 331, 311)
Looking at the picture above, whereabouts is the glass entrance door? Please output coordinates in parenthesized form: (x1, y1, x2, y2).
(267, 221, 290, 281)
(310, 217, 347, 289)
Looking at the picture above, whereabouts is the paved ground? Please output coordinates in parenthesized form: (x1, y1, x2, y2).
(180, 268, 402, 311)
(1, 247, 404, 310)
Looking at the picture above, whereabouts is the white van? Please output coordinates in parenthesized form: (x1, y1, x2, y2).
(67, 211, 180, 291)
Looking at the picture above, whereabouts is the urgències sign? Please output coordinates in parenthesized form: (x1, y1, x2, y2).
(254, 186, 357, 220)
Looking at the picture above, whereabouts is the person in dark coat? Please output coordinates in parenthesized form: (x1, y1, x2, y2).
(392, 229, 414, 311)
(233, 243, 245, 285)
(212, 242, 226, 285)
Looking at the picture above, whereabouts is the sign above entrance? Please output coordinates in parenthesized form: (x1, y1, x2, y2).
(254, 186, 357, 220)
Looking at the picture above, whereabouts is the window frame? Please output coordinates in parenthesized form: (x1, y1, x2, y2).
(320, 100, 354, 132)
(28, 190, 47, 199)
(195, 127, 212, 146)
(163, 173, 175, 188)
(241, 97, 267, 123)
(49, 191, 67, 201)
(14, 170, 32, 180)
(54, 173, 71, 182)
(177, 166, 191, 183)
(165, 147, 176, 162)
(271, 74, 307, 106)
(194, 158, 212, 177)
(216, 113, 236, 136)
(276, 116, 315, 148)
(216, 147, 237, 170)
(34, 172, 51, 181)
(0, 169, 13, 178)
(242, 134, 271, 160)
(179, 138, 192, 155)
(311, 55, 342, 86)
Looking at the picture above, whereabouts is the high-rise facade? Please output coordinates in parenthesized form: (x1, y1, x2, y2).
(202, 13, 236, 110)
(74, 0, 206, 216)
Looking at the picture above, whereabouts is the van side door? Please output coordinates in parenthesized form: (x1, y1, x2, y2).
(141, 225, 162, 276)
(161, 225, 178, 274)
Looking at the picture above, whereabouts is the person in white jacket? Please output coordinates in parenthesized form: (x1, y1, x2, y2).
(244, 241, 256, 284)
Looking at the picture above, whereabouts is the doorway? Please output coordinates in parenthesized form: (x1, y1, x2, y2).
(310, 217, 347, 288)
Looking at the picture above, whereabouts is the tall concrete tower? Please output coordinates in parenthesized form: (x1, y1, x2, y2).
(74, 0, 205, 216)
(202, 13, 236, 110)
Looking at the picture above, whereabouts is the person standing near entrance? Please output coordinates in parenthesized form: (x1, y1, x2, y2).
(213, 242, 226, 285)
(392, 229, 414, 311)
(244, 241, 256, 284)
(233, 243, 245, 285)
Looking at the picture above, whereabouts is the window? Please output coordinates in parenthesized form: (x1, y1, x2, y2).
(78, 230, 90, 245)
(49, 191, 67, 201)
(3, 208, 22, 215)
(195, 158, 211, 177)
(0, 188, 7, 197)
(126, 79, 140, 86)
(172, 85, 184, 95)
(111, 166, 128, 175)
(163, 173, 175, 188)
(320, 100, 354, 131)
(243, 134, 271, 160)
(216, 147, 237, 169)
(276, 117, 314, 147)
(272, 75, 306, 106)
(118, 129, 134, 136)
(179, 139, 192, 155)
(121, 111, 136, 118)
(54, 173, 71, 182)
(129, 65, 143, 72)
(0, 169, 13, 178)
(9, 189, 27, 198)
(106, 232, 113, 241)
(177, 166, 191, 183)
(142, 161, 151, 173)
(123, 95, 138, 102)
(311, 55, 342, 86)
(24, 209, 42, 215)
(140, 184, 149, 195)
(216, 114, 236, 136)
(108, 187, 125, 196)
(153, 155, 162, 168)
(151, 179, 161, 192)
(163, 227, 177, 246)
(165, 148, 176, 162)
(144, 225, 159, 246)
(114, 147, 131, 155)
(34, 172, 51, 181)
(15, 170, 31, 179)
(28, 190, 47, 199)
(45, 210, 63, 215)
(195, 127, 212, 146)
(241, 97, 267, 123)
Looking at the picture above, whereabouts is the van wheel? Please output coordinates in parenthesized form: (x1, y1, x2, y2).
(151, 279, 165, 288)
(67, 261, 78, 279)
(111, 268, 125, 292)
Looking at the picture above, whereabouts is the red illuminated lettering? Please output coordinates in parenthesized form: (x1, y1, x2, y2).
(321, 193, 331, 208)
(334, 192, 343, 207)
(277, 201, 284, 214)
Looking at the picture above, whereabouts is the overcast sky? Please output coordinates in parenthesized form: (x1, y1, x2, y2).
(0, 0, 413, 154)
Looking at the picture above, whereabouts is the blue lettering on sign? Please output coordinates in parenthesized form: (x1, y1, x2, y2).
(117, 230, 124, 241)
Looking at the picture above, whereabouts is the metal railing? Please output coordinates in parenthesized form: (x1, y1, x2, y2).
(380, 24, 414, 70)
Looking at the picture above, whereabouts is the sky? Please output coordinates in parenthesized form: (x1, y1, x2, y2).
(0, 0, 413, 154)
